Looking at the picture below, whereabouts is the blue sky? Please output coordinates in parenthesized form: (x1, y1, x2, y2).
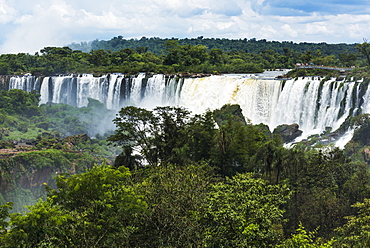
(0, 0, 370, 54)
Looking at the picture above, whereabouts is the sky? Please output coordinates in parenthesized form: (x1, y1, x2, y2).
(1, 0, 370, 54)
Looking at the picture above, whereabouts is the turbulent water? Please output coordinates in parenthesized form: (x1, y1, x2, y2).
(9, 72, 370, 144)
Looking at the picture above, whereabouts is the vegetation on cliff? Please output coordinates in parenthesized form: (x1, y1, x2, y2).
(0, 102, 369, 246)
(3, 36, 370, 245)
(0, 90, 120, 212)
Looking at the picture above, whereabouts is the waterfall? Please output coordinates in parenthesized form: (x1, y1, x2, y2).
(9, 75, 38, 92)
(128, 73, 146, 106)
(9, 73, 370, 144)
(178, 76, 369, 138)
(39, 77, 50, 104)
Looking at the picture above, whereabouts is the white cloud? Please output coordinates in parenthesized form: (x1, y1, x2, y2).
(281, 24, 298, 38)
(1, 0, 370, 53)
(305, 23, 329, 35)
(0, 0, 17, 23)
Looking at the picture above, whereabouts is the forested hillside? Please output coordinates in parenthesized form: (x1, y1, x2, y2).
(1, 89, 370, 246)
(69, 36, 357, 56)
(2, 37, 370, 246)
(0, 36, 365, 76)
(0, 90, 119, 212)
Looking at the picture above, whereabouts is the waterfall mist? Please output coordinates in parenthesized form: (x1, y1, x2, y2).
(9, 72, 368, 146)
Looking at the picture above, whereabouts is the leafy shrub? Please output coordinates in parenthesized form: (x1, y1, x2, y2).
(17, 122, 28, 133)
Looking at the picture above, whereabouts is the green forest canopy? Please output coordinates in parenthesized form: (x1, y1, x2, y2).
(1, 89, 370, 246)
(0, 36, 366, 76)
(69, 36, 357, 56)
(2, 37, 370, 246)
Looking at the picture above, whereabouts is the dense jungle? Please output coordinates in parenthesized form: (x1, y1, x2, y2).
(0, 36, 368, 76)
(1, 37, 370, 247)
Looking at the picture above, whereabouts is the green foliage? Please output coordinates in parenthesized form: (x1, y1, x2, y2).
(283, 148, 359, 237)
(1, 164, 147, 247)
(13, 149, 77, 170)
(277, 224, 335, 248)
(335, 199, 370, 247)
(203, 173, 291, 247)
(0, 202, 12, 234)
(39, 98, 116, 137)
(70, 36, 357, 58)
(108, 106, 217, 167)
(0, 36, 360, 76)
(356, 41, 370, 66)
(0, 89, 40, 116)
(130, 164, 214, 247)
(213, 103, 247, 126)
(1, 78, 370, 247)
(0, 148, 98, 213)
(16, 121, 28, 133)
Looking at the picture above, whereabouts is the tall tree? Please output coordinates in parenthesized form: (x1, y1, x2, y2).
(203, 173, 291, 247)
(129, 164, 213, 247)
(335, 199, 370, 247)
(108, 106, 216, 167)
(1, 164, 147, 247)
(356, 39, 370, 66)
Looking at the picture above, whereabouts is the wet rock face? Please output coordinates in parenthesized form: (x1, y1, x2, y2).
(352, 124, 370, 146)
(0, 75, 11, 90)
(213, 104, 247, 127)
(273, 123, 303, 143)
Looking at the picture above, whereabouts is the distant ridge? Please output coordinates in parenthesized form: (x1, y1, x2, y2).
(68, 36, 357, 55)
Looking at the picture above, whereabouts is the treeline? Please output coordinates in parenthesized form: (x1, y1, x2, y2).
(1, 101, 370, 246)
(69, 36, 357, 56)
(0, 38, 363, 76)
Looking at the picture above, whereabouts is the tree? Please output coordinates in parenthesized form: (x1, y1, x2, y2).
(211, 106, 272, 176)
(335, 199, 370, 247)
(186, 111, 217, 162)
(151, 106, 192, 165)
(163, 42, 209, 68)
(277, 224, 335, 248)
(108, 106, 216, 167)
(1, 164, 147, 247)
(88, 49, 111, 66)
(0, 202, 12, 236)
(203, 173, 291, 247)
(283, 148, 356, 237)
(108, 106, 157, 165)
(0, 62, 9, 75)
(300, 50, 314, 63)
(338, 51, 357, 67)
(40, 47, 73, 56)
(251, 139, 286, 184)
(0, 89, 41, 116)
(212, 118, 252, 176)
(209, 48, 224, 65)
(129, 164, 214, 247)
(356, 39, 370, 66)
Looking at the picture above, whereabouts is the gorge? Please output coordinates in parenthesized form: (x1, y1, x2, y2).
(8, 72, 369, 145)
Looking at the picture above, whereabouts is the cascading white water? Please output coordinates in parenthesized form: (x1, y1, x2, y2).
(140, 74, 166, 108)
(167, 77, 182, 105)
(9, 75, 37, 92)
(39, 77, 50, 105)
(129, 73, 146, 106)
(51, 75, 72, 104)
(178, 76, 370, 139)
(76, 74, 103, 107)
(179, 75, 282, 125)
(106, 74, 124, 110)
(9, 73, 370, 145)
